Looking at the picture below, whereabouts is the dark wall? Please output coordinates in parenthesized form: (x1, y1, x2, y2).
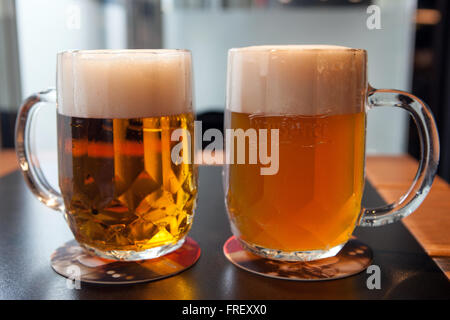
(410, 0, 450, 182)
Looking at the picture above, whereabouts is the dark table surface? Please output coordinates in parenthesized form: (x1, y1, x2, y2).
(0, 166, 449, 300)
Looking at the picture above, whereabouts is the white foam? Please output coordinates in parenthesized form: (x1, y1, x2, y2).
(57, 50, 193, 119)
(227, 45, 367, 115)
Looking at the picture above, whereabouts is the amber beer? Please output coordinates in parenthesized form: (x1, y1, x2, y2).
(56, 50, 196, 259)
(225, 45, 368, 260)
(227, 111, 365, 252)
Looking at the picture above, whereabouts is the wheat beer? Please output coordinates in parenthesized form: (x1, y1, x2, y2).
(56, 50, 196, 259)
(225, 45, 367, 260)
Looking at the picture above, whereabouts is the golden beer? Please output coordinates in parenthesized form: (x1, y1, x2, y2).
(226, 111, 365, 252)
(58, 112, 196, 253)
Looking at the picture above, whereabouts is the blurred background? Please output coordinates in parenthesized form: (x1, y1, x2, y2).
(0, 0, 449, 182)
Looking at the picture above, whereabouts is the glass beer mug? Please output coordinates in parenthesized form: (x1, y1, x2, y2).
(224, 45, 439, 261)
(16, 50, 197, 261)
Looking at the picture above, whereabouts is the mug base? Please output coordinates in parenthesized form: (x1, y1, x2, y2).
(81, 237, 186, 261)
(223, 236, 373, 281)
(50, 237, 201, 284)
(238, 238, 345, 262)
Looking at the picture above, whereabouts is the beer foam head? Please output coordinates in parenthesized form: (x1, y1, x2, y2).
(57, 50, 193, 118)
(227, 45, 367, 115)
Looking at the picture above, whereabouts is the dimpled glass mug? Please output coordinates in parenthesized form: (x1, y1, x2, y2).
(16, 50, 197, 261)
(224, 45, 439, 261)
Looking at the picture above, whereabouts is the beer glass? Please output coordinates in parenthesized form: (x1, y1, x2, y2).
(224, 45, 439, 261)
(16, 50, 197, 261)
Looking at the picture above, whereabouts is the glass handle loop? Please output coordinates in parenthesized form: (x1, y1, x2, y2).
(360, 87, 439, 226)
(15, 88, 64, 212)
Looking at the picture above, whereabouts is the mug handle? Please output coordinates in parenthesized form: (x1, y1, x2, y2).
(15, 88, 64, 212)
(360, 86, 440, 226)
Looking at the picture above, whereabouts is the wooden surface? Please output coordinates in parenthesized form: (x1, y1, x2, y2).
(366, 155, 450, 279)
(0, 149, 18, 177)
(1, 149, 449, 280)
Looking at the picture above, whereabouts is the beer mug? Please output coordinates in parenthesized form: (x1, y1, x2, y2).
(224, 45, 439, 261)
(16, 50, 197, 260)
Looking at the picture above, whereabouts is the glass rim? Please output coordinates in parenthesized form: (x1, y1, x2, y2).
(57, 49, 191, 56)
(228, 45, 366, 53)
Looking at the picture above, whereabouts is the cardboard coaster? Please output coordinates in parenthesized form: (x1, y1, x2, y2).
(51, 237, 200, 284)
(223, 236, 372, 281)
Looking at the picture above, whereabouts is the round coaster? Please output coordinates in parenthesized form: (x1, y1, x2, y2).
(223, 236, 372, 281)
(51, 237, 200, 284)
